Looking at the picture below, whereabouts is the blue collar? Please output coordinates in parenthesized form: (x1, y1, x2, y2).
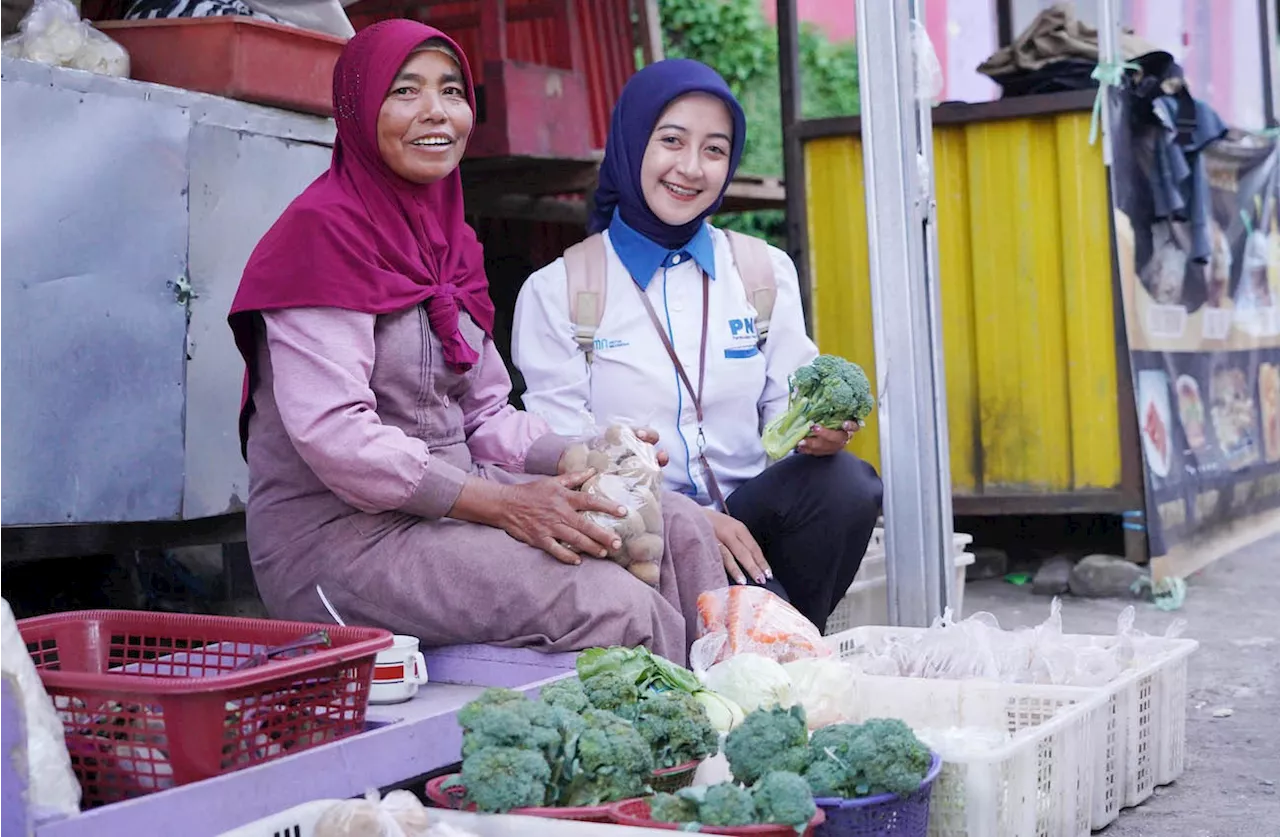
(607, 210, 718, 290)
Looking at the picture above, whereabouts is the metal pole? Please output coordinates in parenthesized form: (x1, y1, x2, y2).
(1261, 0, 1279, 126)
(854, 0, 954, 626)
(1097, 0, 1118, 167)
(776, 0, 813, 333)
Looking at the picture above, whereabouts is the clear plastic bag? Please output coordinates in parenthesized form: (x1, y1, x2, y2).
(841, 598, 1188, 687)
(2, 0, 129, 77)
(910, 19, 944, 102)
(559, 419, 664, 586)
(314, 790, 444, 837)
(694, 585, 831, 665)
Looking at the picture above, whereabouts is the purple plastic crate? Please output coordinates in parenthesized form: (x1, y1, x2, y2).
(814, 754, 942, 837)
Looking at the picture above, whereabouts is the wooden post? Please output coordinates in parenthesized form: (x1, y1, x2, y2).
(776, 0, 812, 331)
(635, 0, 665, 65)
(479, 0, 508, 64)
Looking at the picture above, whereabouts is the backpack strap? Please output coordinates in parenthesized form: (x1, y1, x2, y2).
(724, 230, 778, 344)
(563, 233, 609, 364)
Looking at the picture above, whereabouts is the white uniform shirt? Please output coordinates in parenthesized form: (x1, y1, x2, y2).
(512, 221, 818, 505)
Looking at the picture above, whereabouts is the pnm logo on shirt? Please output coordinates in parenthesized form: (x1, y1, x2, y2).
(725, 317, 761, 359)
(593, 337, 630, 351)
(728, 317, 757, 340)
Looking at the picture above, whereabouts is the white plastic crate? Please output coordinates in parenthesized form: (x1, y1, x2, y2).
(825, 551, 975, 635)
(844, 675, 1104, 837)
(828, 627, 1198, 831)
(866, 527, 974, 557)
(217, 800, 338, 837)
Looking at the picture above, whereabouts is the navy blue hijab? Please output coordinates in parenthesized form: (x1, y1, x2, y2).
(589, 59, 747, 250)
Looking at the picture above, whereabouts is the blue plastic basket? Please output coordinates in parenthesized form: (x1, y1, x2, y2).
(813, 753, 943, 837)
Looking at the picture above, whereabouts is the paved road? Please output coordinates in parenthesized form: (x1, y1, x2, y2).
(965, 533, 1280, 837)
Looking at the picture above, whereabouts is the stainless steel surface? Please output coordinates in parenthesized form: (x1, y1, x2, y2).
(853, 0, 954, 626)
(1, 58, 335, 527)
(1, 74, 190, 525)
(184, 123, 330, 519)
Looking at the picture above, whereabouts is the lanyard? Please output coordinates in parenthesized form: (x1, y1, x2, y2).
(633, 272, 728, 510)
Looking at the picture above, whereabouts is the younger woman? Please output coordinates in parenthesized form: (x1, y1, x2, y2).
(512, 60, 882, 632)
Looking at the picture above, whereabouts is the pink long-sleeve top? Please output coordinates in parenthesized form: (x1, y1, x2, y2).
(261, 307, 565, 520)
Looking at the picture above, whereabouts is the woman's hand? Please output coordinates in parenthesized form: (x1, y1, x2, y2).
(497, 471, 628, 565)
(633, 426, 670, 467)
(702, 508, 771, 585)
(797, 421, 860, 457)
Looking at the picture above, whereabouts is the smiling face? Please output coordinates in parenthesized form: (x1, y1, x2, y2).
(376, 46, 473, 185)
(639, 93, 734, 227)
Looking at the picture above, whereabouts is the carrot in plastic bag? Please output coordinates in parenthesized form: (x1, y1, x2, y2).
(695, 586, 831, 664)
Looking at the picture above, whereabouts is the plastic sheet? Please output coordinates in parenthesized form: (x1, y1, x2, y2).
(0, 597, 81, 821)
(842, 598, 1187, 687)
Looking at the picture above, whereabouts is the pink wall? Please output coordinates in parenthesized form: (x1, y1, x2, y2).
(764, 0, 1268, 124)
(761, 0, 1000, 104)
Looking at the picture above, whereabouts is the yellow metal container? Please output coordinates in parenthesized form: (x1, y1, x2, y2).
(803, 99, 1124, 508)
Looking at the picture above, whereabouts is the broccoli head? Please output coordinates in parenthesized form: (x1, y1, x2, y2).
(805, 718, 931, 798)
(761, 354, 875, 460)
(456, 687, 527, 730)
(633, 691, 720, 769)
(456, 746, 551, 813)
(557, 708, 655, 806)
(752, 771, 817, 829)
(698, 782, 759, 826)
(458, 696, 563, 763)
(539, 676, 590, 714)
(650, 783, 757, 827)
(648, 791, 700, 824)
(724, 705, 810, 786)
(581, 670, 642, 720)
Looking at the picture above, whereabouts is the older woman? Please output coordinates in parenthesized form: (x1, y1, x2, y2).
(228, 21, 725, 663)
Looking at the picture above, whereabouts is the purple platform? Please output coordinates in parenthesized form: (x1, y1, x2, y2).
(18, 644, 579, 837)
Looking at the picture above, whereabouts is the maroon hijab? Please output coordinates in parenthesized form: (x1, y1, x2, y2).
(229, 20, 494, 455)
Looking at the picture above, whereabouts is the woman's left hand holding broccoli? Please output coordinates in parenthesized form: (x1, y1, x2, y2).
(796, 421, 859, 457)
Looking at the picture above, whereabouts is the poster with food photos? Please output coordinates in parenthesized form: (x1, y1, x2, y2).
(1109, 89, 1280, 559)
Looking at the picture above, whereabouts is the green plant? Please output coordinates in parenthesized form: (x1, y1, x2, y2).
(656, 0, 860, 248)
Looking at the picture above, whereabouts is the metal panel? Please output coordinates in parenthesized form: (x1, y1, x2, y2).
(1, 77, 190, 525)
(804, 109, 1123, 504)
(183, 124, 332, 519)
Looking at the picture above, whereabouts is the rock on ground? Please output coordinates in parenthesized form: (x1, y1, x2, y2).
(1032, 555, 1075, 596)
(1068, 553, 1147, 598)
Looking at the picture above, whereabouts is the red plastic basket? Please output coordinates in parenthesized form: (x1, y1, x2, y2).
(18, 610, 392, 807)
(425, 775, 618, 822)
(609, 798, 827, 835)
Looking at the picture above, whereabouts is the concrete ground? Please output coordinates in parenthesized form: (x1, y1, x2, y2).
(964, 532, 1280, 837)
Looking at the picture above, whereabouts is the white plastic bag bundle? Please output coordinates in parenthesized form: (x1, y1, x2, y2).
(2, 0, 129, 77)
(314, 790, 451, 837)
(0, 597, 81, 821)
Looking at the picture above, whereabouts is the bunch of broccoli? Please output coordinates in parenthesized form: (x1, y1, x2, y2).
(544, 670, 718, 768)
(649, 771, 816, 830)
(761, 354, 875, 460)
(450, 671, 719, 813)
(724, 705, 932, 801)
(448, 686, 653, 812)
